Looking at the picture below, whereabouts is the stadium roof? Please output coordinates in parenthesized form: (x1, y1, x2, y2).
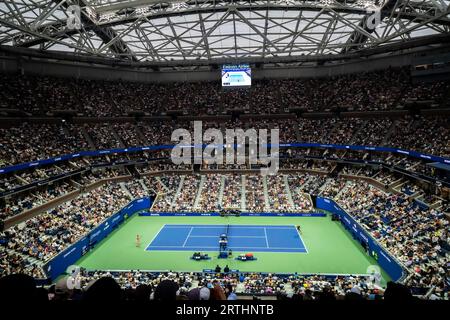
(0, 0, 449, 65)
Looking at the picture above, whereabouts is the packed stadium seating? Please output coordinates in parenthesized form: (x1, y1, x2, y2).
(1, 163, 448, 296)
(0, 269, 429, 301)
(0, 67, 449, 302)
(1, 68, 449, 116)
(70, 270, 387, 300)
(1, 116, 448, 169)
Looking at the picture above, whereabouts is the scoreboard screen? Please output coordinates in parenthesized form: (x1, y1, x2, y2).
(221, 64, 251, 87)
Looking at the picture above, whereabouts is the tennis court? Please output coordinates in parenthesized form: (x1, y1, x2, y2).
(145, 224, 307, 253)
(77, 215, 388, 279)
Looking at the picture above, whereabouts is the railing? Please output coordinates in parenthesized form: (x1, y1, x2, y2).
(1, 142, 449, 175)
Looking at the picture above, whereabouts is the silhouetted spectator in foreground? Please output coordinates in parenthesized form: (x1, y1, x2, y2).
(134, 284, 151, 302)
(383, 281, 414, 301)
(83, 277, 122, 302)
(0, 274, 46, 303)
(153, 279, 179, 301)
(317, 286, 336, 301)
(210, 283, 227, 300)
(345, 286, 364, 301)
(187, 287, 201, 300)
(225, 284, 238, 300)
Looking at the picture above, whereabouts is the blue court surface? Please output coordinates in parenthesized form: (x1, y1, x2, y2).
(146, 224, 307, 253)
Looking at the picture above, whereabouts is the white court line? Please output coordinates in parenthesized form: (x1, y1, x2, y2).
(263, 227, 269, 248)
(144, 224, 166, 251)
(149, 245, 305, 250)
(163, 225, 295, 229)
(293, 224, 309, 254)
(182, 227, 194, 247)
(149, 245, 218, 248)
(229, 247, 306, 250)
(146, 224, 308, 253)
(188, 235, 266, 238)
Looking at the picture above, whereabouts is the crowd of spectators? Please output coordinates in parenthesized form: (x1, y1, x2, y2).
(171, 175, 200, 211)
(245, 175, 267, 212)
(0, 123, 88, 166)
(0, 178, 151, 280)
(335, 180, 449, 292)
(124, 180, 147, 199)
(1, 68, 449, 301)
(1, 182, 132, 263)
(1, 183, 77, 220)
(0, 164, 130, 221)
(84, 124, 122, 150)
(387, 116, 449, 157)
(221, 174, 242, 210)
(149, 173, 319, 213)
(150, 175, 182, 212)
(373, 170, 399, 186)
(320, 179, 348, 198)
(2, 68, 449, 117)
(0, 270, 428, 302)
(266, 175, 293, 212)
(0, 116, 448, 170)
(114, 123, 143, 147)
(2, 149, 447, 221)
(196, 175, 222, 212)
(287, 176, 314, 212)
(0, 249, 45, 279)
(0, 167, 448, 298)
(296, 174, 327, 195)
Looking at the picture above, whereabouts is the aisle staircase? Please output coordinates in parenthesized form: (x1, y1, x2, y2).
(318, 178, 333, 195)
(335, 180, 351, 198)
(134, 124, 147, 145)
(293, 121, 302, 141)
(111, 127, 126, 148)
(155, 177, 170, 192)
(382, 121, 397, 145)
(80, 126, 96, 150)
(139, 179, 149, 193)
(171, 175, 185, 209)
(193, 175, 206, 209)
(119, 182, 132, 198)
(262, 176, 270, 210)
(283, 175, 295, 208)
(218, 175, 225, 207)
(241, 175, 246, 211)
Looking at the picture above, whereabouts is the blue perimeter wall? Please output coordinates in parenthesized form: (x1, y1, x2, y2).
(315, 197, 406, 282)
(43, 198, 151, 280)
(139, 212, 326, 217)
(42, 196, 405, 282)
